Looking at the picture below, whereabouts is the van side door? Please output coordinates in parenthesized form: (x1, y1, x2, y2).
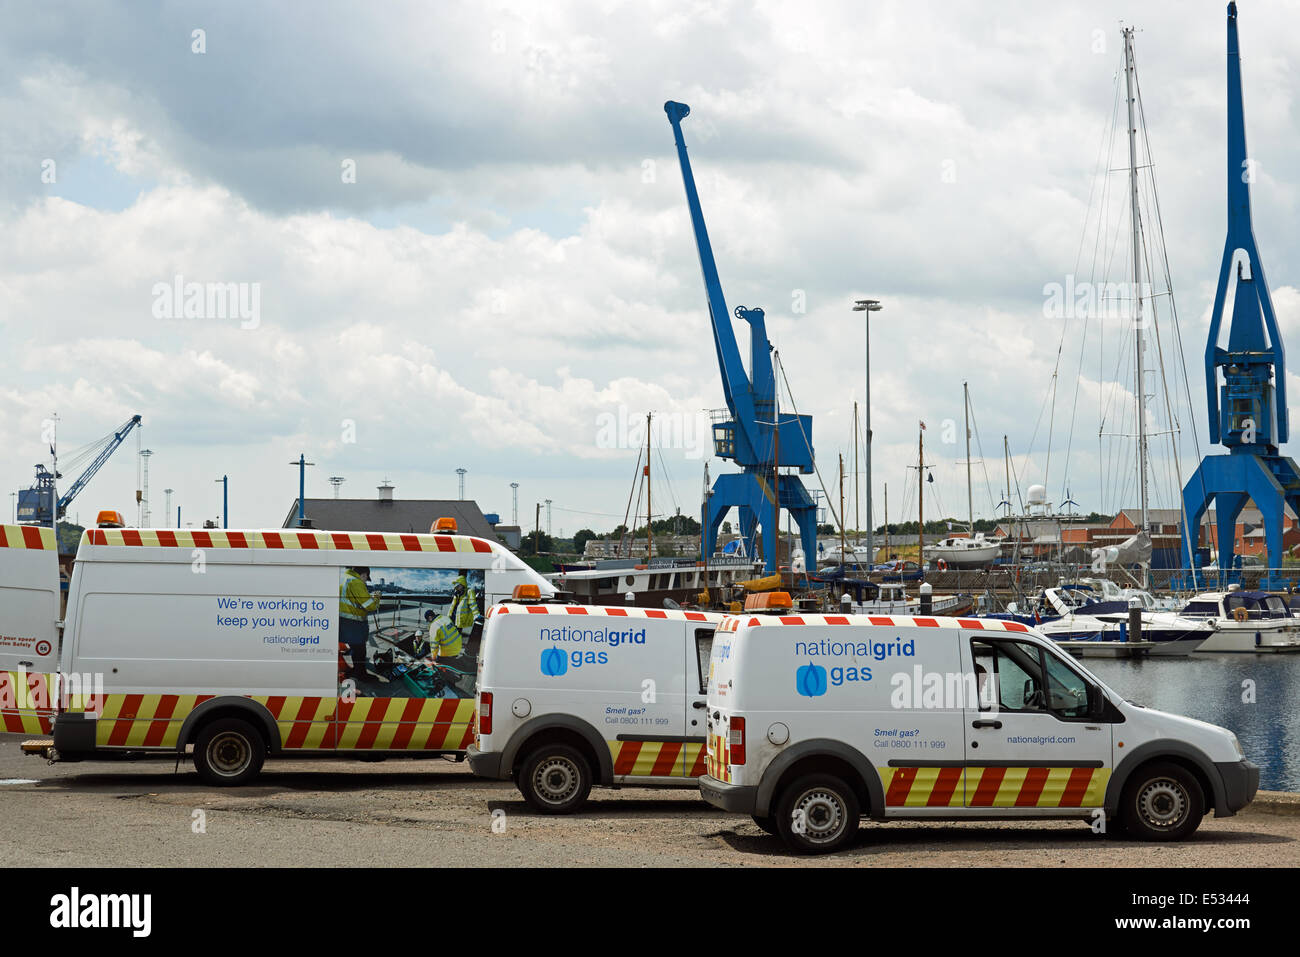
(960, 634, 1112, 810)
(607, 616, 688, 783)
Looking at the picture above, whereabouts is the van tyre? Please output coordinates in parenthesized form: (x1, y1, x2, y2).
(193, 718, 266, 786)
(751, 814, 779, 835)
(775, 774, 860, 854)
(1120, 762, 1204, 841)
(519, 744, 592, 814)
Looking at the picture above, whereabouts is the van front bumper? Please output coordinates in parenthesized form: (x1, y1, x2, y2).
(466, 745, 505, 780)
(1214, 759, 1260, 815)
(700, 775, 759, 815)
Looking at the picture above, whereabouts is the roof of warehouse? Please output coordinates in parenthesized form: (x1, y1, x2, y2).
(283, 498, 500, 540)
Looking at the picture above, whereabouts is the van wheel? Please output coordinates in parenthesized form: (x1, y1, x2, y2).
(519, 744, 592, 814)
(1120, 762, 1204, 841)
(775, 774, 860, 854)
(751, 815, 779, 835)
(194, 719, 266, 786)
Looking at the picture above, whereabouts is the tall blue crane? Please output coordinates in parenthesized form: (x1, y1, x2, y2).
(1180, 3, 1300, 587)
(665, 101, 818, 573)
(17, 415, 143, 526)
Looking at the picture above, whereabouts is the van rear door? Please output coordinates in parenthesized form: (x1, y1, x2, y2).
(0, 525, 61, 735)
(683, 622, 715, 777)
(960, 632, 1112, 810)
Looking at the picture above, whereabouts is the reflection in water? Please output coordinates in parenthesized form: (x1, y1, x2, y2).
(1087, 654, 1300, 792)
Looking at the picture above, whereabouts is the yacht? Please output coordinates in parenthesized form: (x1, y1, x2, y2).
(1178, 590, 1300, 652)
(928, 533, 1000, 568)
(993, 586, 1212, 655)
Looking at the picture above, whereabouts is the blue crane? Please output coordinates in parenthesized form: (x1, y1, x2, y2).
(17, 415, 143, 526)
(665, 101, 818, 573)
(1179, 2, 1300, 587)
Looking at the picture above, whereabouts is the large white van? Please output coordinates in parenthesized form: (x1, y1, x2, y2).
(0, 524, 61, 735)
(701, 598, 1259, 854)
(468, 599, 724, 812)
(44, 523, 553, 784)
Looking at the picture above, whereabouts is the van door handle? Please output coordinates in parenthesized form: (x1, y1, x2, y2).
(971, 719, 1003, 729)
(692, 701, 707, 709)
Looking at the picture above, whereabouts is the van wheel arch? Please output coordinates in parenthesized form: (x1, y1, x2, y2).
(756, 741, 881, 819)
(502, 717, 611, 785)
(1106, 741, 1223, 819)
(177, 697, 281, 755)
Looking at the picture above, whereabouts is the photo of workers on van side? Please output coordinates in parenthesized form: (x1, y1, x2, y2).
(339, 566, 484, 701)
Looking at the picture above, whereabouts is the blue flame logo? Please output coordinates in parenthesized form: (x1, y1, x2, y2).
(540, 646, 568, 677)
(796, 662, 827, 697)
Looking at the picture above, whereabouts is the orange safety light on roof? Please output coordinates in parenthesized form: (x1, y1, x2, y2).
(96, 510, 126, 528)
(744, 591, 793, 612)
(512, 584, 541, 601)
(431, 517, 458, 533)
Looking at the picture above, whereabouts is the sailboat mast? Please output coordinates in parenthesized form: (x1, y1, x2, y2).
(883, 483, 889, 559)
(839, 454, 846, 567)
(918, 425, 925, 566)
(1004, 434, 1011, 518)
(646, 412, 652, 562)
(1124, 26, 1151, 541)
(964, 381, 974, 537)
(853, 401, 860, 545)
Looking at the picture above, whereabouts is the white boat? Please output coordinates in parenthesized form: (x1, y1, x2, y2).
(1178, 590, 1300, 653)
(1000, 586, 1212, 655)
(928, 533, 1000, 568)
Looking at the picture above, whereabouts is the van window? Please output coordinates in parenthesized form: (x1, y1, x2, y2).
(1043, 652, 1090, 718)
(973, 638, 1095, 719)
(971, 639, 1044, 712)
(694, 628, 714, 694)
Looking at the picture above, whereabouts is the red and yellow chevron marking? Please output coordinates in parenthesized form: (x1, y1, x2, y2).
(82, 528, 495, 555)
(0, 671, 56, 734)
(333, 697, 476, 751)
(706, 731, 731, 782)
(79, 693, 476, 752)
(93, 694, 217, 747)
(607, 739, 707, 778)
(0, 524, 56, 550)
(878, 766, 1109, 808)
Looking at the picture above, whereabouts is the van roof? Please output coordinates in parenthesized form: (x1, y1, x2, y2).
(493, 602, 723, 623)
(717, 613, 1032, 634)
(0, 524, 57, 551)
(80, 527, 497, 555)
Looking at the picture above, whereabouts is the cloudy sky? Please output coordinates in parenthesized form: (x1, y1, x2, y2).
(4, 0, 1300, 538)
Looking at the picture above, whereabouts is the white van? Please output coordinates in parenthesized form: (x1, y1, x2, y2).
(0, 524, 61, 735)
(468, 599, 724, 812)
(701, 597, 1259, 854)
(44, 523, 553, 784)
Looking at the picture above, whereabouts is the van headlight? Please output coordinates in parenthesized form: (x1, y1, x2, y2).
(1230, 734, 1244, 758)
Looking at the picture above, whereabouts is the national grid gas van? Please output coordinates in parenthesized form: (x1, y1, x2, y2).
(468, 597, 724, 812)
(32, 522, 554, 785)
(701, 594, 1259, 854)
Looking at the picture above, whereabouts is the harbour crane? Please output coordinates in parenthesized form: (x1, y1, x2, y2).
(17, 415, 143, 526)
(1179, 2, 1300, 587)
(665, 101, 818, 573)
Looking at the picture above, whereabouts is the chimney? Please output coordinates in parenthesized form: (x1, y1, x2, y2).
(378, 481, 394, 504)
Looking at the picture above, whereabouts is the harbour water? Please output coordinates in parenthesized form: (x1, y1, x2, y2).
(1087, 655, 1300, 791)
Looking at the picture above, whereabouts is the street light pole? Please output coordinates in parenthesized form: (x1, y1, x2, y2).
(853, 298, 882, 566)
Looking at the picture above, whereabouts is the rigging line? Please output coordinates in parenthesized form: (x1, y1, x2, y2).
(1062, 72, 1125, 503)
(1135, 57, 1206, 572)
(619, 445, 645, 557)
(774, 352, 846, 537)
(966, 396, 999, 517)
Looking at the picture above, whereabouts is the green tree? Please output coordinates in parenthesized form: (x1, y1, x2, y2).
(572, 528, 598, 555)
